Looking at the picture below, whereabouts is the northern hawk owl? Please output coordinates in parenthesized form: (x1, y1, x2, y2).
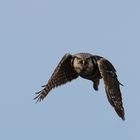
(34, 53, 125, 120)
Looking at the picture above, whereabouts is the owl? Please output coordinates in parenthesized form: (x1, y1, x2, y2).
(34, 53, 125, 120)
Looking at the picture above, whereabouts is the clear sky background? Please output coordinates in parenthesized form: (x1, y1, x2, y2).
(0, 0, 140, 140)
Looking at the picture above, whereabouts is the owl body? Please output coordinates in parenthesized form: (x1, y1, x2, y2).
(34, 52, 125, 120)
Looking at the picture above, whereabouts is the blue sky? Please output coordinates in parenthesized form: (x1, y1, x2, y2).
(0, 0, 140, 140)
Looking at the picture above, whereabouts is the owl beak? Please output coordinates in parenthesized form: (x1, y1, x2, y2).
(82, 60, 85, 65)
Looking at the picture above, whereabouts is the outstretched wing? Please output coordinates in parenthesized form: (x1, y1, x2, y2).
(34, 53, 78, 102)
(97, 58, 125, 120)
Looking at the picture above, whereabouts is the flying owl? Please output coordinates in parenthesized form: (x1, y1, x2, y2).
(34, 53, 125, 120)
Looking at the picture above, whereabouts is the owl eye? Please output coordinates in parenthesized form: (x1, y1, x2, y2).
(79, 60, 85, 64)
(84, 60, 87, 64)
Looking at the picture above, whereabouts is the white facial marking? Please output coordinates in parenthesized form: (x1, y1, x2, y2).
(73, 57, 94, 74)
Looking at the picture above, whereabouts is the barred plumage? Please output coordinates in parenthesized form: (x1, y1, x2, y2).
(34, 54, 78, 102)
(34, 53, 125, 120)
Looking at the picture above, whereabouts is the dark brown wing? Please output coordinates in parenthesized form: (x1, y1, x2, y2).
(97, 58, 125, 120)
(34, 53, 78, 102)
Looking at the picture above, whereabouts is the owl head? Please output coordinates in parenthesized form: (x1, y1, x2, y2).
(72, 53, 95, 74)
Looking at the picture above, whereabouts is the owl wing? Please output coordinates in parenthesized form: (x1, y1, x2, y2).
(97, 58, 125, 120)
(34, 53, 78, 102)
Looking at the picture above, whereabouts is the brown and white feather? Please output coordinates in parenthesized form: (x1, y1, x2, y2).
(34, 54, 78, 102)
(97, 58, 125, 120)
